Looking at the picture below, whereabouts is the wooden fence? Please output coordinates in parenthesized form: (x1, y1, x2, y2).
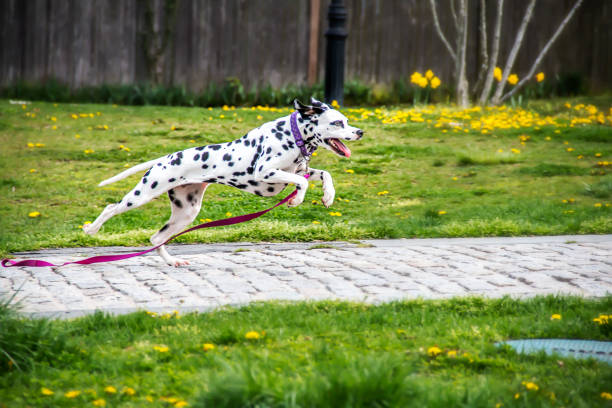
(1, 0, 610, 91)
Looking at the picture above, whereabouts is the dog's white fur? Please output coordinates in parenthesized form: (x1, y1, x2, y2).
(83, 98, 363, 266)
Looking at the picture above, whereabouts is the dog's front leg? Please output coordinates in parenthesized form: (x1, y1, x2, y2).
(308, 168, 335, 208)
(257, 169, 309, 207)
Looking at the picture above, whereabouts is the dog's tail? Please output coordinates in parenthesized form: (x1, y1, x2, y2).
(98, 158, 161, 187)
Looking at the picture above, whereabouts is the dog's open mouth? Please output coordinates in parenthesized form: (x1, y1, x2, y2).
(325, 138, 351, 158)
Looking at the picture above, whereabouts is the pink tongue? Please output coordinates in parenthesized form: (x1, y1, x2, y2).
(332, 139, 351, 157)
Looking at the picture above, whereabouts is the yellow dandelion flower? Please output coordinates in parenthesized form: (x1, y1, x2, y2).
(522, 381, 539, 391)
(447, 350, 457, 357)
(225, 212, 232, 217)
(345, 169, 354, 173)
(153, 345, 169, 353)
(104, 386, 117, 394)
(75, 134, 80, 138)
(511, 148, 521, 154)
(312, 220, 320, 224)
(331, 100, 340, 109)
(257, 115, 263, 120)
(122, 387, 136, 396)
(425, 69, 434, 79)
(35, 143, 44, 147)
(175, 401, 189, 408)
(377, 190, 389, 196)
(103, 124, 108, 130)
(29, 168, 36, 173)
(28, 211, 41, 218)
(245, 331, 261, 340)
(202, 343, 215, 351)
(93, 399, 106, 407)
(430, 76, 441, 89)
(601, 392, 612, 400)
(595, 153, 602, 157)
(64, 390, 81, 398)
(41, 387, 54, 396)
(410, 71, 423, 84)
(427, 346, 442, 356)
(51, 116, 57, 122)
(189, 139, 196, 143)
(535, 72, 545, 82)
(514, 393, 520, 399)
(507, 74, 519, 85)
(550, 314, 561, 320)
(438, 210, 447, 215)
(72, 114, 78, 119)
(493, 67, 502, 82)
(594, 203, 602, 208)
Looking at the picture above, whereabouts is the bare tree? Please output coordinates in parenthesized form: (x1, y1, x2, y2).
(142, 0, 179, 85)
(429, 0, 584, 106)
(428, 0, 469, 107)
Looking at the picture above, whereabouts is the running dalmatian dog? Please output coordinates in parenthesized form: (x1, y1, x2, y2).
(83, 98, 363, 266)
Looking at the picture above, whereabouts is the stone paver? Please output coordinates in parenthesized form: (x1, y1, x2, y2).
(1, 235, 610, 318)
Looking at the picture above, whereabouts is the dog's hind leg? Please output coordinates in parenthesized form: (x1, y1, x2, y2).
(83, 170, 176, 236)
(151, 183, 208, 266)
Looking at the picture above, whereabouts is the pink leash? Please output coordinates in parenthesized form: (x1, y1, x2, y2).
(2, 179, 306, 268)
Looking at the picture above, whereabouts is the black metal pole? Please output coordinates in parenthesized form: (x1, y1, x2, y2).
(324, 0, 347, 106)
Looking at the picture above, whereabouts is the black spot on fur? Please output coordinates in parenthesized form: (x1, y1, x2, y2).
(151, 181, 158, 189)
(228, 162, 234, 167)
(160, 224, 169, 232)
(134, 190, 140, 195)
(201, 152, 209, 162)
(202, 164, 208, 169)
(266, 147, 272, 154)
(127, 202, 133, 207)
(209, 144, 221, 150)
(223, 153, 232, 161)
(267, 186, 275, 192)
(248, 180, 259, 186)
(144, 169, 151, 177)
(275, 133, 283, 141)
(168, 178, 176, 182)
(174, 199, 182, 208)
(194, 154, 200, 161)
(245, 140, 250, 146)
(247, 167, 254, 174)
(187, 193, 194, 202)
(196, 146, 205, 151)
(143, 178, 148, 184)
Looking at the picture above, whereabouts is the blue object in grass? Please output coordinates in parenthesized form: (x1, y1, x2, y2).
(498, 339, 612, 364)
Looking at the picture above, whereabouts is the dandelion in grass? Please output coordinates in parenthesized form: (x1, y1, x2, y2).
(28, 211, 41, 218)
(329, 211, 342, 217)
(41, 387, 54, 396)
(331, 100, 340, 109)
(594, 203, 602, 208)
(312, 220, 320, 224)
(104, 386, 117, 394)
(256, 115, 263, 120)
(536, 72, 545, 82)
(522, 381, 539, 391)
(427, 346, 442, 357)
(153, 345, 169, 353)
(175, 400, 189, 407)
(447, 350, 457, 357)
(550, 314, 561, 320)
(29, 168, 36, 173)
(377, 190, 389, 196)
(514, 393, 520, 399)
(507, 74, 519, 85)
(225, 212, 232, 217)
(122, 387, 136, 396)
(602, 392, 612, 400)
(511, 148, 521, 154)
(595, 153, 602, 157)
(64, 390, 81, 398)
(200, 218, 212, 223)
(438, 210, 447, 215)
(93, 399, 106, 407)
(344, 169, 354, 174)
(203, 343, 215, 352)
(245, 331, 261, 340)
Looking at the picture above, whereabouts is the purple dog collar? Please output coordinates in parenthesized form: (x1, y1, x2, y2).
(290, 111, 313, 158)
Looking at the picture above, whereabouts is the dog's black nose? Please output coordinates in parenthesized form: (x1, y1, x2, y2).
(356, 129, 364, 138)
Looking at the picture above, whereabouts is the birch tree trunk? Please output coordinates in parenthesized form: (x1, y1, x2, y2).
(455, 0, 469, 107)
(478, 0, 504, 105)
(500, 0, 584, 103)
(472, 0, 488, 97)
(490, 0, 536, 105)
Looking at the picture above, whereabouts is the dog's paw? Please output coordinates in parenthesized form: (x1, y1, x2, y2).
(166, 257, 190, 267)
(287, 195, 304, 208)
(322, 187, 335, 208)
(82, 223, 98, 236)
(322, 192, 335, 208)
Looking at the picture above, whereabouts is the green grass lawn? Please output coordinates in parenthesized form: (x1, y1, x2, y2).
(1, 296, 611, 407)
(1, 97, 611, 257)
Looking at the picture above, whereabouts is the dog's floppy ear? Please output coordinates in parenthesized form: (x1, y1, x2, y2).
(293, 99, 316, 118)
(309, 97, 328, 113)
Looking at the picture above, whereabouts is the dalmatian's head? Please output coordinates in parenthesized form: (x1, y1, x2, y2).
(293, 98, 363, 158)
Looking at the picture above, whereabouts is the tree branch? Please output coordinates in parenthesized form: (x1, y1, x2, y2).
(456, 0, 469, 107)
(450, 0, 460, 32)
(500, 0, 584, 103)
(428, 0, 456, 62)
(491, 0, 537, 105)
(472, 0, 488, 96)
(478, 0, 504, 105)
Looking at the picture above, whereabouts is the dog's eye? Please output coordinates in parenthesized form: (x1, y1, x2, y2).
(330, 120, 344, 128)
